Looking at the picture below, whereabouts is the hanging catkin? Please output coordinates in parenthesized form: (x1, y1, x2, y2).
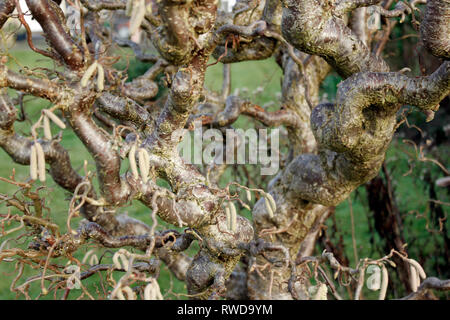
(129, 144, 139, 179)
(379, 265, 389, 300)
(138, 148, 150, 183)
(246, 189, 252, 202)
(125, 0, 134, 16)
(80, 61, 98, 87)
(43, 115, 52, 140)
(228, 202, 237, 232)
(43, 109, 66, 129)
(264, 196, 274, 218)
(129, 0, 146, 36)
(35, 142, 46, 182)
(30, 144, 38, 180)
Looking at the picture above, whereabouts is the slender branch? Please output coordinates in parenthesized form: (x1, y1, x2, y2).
(0, 66, 62, 101)
(400, 277, 450, 300)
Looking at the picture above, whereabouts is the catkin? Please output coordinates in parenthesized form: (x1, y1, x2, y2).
(43, 115, 52, 140)
(97, 63, 105, 92)
(153, 280, 163, 300)
(35, 142, 46, 182)
(264, 197, 274, 218)
(112, 252, 128, 270)
(129, 144, 139, 179)
(409, 265, 418, 292)
(122, 286, 136, 300)
(138, 148, 150, 183)
(265, 192, 276, 213)
(116, 290, 126, 300)
(225, 206, 231, 231)
(80, 61, 98, 87)
(125, 0, 134, 16)
(89, 254, 99, 266)
(141, 146, 150, 164)
(30, 145, 38, 180)
(313, 283, 328, 300)
(246, 189, 252, 202)
(112, 253, 121, 269)
(378, 265, 389, 300)
(43, 109, 66, 129)
(229, 202, 237, 232)
(129, 0, 146, 36)
(408, 259, 426, 280)
(144, 283, 156, 300)
(82, 249, 95, 264)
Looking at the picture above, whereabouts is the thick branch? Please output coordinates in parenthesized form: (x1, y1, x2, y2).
(97, 93, 151, 128)
(287, 61, 450, 207)
(25, 0, 84, 70)
(400, 277, 450, 300)
(420, 0, 450, 59)
(0, 66, 61, 101)
(281, 0, 389, 78)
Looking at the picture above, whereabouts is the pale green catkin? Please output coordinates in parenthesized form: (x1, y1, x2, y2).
(129, 0, 146, 36)
(30, 144, 37, 180)
(408, 259, 426, 279)
(125, 0, 134, 16)
(264, 197, 274, 218)
(379, 265, 389, 300)
(225, 206, 231, 231)
(246, 189, 252, 202)
(129, 144, 139, 179)
(43, 115, 52, 140)
(35, 142, 46, 182)
(138, 148, 150, 183)
(43, 109, 66, 129)
(229, 202, 237, 232)
(80, 61, 98, 87)
(265, 192, 276, 213)
(409, 265, 419, 292)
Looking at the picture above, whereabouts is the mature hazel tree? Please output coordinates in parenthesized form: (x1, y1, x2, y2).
(0, 0, 448, 300)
